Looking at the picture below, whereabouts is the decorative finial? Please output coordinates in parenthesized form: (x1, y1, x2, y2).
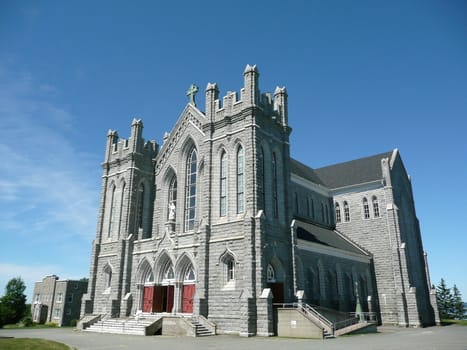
(186, 83, 199, 106)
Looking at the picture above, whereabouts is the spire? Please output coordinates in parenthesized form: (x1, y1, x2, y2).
(243, 64, 259, 106)
(274, 86, 288, 126)
(205, 82, 219, 122)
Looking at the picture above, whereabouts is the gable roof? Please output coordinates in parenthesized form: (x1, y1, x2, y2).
(290, 159, 326, 186)
(294, 220, 370, 257)
(312, 150, 394, 189)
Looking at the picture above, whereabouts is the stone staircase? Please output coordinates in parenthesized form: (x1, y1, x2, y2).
(85, 316, 161, 336)
(190, 318, 215, 337)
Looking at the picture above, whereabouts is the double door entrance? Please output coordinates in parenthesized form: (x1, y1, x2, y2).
(142, 284, 195, 313)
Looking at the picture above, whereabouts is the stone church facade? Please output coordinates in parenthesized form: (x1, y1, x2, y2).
(81, 65, 439, 335)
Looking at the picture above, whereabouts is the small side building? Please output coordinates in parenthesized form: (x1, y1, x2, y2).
(32, 275, 88, 326)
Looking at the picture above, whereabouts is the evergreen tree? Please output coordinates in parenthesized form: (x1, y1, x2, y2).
(452, 285, 465, 320)
(0, 277, 27, 327)
(436, 278, 454, 319)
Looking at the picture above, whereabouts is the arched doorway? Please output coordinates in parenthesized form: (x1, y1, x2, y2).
(267, 260, 285, 303)
(153, 263, 175, 313)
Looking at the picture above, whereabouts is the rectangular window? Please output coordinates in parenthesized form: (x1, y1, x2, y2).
(54, 308, 61, 319)
(67, 293, 74, 303)
(56, 292, 63, 303)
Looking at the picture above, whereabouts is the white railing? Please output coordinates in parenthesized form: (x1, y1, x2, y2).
(275, 302, 334, 335)
(275, 303, 378, 336)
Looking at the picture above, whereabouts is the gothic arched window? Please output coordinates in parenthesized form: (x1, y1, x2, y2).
(344, 201, 350, 222)
(372, 196, 380, 217)
(117, 182, 125, 239)
(272, 152, 278, 217)
(108, 184, 116, 238)
(236, 146, 244, 214)
(162, 264, 175, 283)
(335, 202, 341, 223)
(259, 147, 266, 212)
(220, 150, 227, 217)
(184, 265, 196, 282)
(267, 264, 275, 282)
(363, 197, 370, 219)
(185, 148, 197, 231)
(136, 183, 145, 235)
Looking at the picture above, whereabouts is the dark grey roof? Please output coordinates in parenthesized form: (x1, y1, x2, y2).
(290, 159, 326, 186)
(295, 220, 369, 256)
(313, 151, 394, 189)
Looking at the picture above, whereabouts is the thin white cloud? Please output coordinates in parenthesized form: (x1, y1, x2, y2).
(0, 62, 99, 241)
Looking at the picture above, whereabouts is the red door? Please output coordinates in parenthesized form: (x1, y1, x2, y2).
(166, 285, 174, 312)
(182, 284, 195, 313)
(153, 286, 165, 312)
(142, 286, 154, 312)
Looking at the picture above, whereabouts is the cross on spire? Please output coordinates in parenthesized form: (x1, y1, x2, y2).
(186, 83, 199, 106)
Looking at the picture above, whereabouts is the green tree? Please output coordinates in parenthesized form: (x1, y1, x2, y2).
(452, 285, 465, 320)
(436, 278, 454, 319)
(0, 277, 27, 327)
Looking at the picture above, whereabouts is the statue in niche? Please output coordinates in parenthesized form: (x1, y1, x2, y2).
(168, 202, 176, 221)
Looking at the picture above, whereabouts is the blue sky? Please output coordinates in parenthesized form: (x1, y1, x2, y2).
(0, 0, 466, 303)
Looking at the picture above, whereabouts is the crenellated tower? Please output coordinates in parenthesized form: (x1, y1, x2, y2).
(82, 119, 158, 317)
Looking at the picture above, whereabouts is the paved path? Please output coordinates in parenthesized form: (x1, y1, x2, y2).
(1, 325, 466, 350)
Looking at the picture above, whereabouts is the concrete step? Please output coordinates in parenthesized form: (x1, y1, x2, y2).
(191, 320, 215, 337)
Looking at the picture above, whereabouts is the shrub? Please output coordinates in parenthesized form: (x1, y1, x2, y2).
(21, 316, 33, 327)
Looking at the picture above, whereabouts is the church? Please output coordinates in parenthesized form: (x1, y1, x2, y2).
(80, 65, 439, 336)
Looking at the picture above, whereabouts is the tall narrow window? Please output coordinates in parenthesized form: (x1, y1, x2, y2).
(236, 146, 244, 214)
(185, 148, 197, 231)
(321, 203, 325, 222)
(220, 151, 227, 216)
(108, 185, 116, 238)
(272, 152, 278, 217)
(168, 176, 177, 220)
(117, 183, 125, 239)
(335, 202, 341, 223)
(136, 183, 145, 234)
(363, 197, 370, 219)
(294, 192, 299, 214)
(372, 196, 380, 217)
(325, 204, 329, 224)
(259, 147, 266, 212)
(310, 197, 315, 219)
(227, 259, 235, 281)
(344, 201, 350, 222)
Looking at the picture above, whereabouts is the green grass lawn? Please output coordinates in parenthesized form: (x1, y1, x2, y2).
(3, 324, 57, 329)
(0, 338, 72, 350)
(442, 319, 467, 326)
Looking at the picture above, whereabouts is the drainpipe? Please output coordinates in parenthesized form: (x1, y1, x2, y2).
(290, 220, 297, 298)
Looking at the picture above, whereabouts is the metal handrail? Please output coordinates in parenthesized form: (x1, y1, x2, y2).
(275, 302, 334, 334)
(275, 303, 378, 336)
